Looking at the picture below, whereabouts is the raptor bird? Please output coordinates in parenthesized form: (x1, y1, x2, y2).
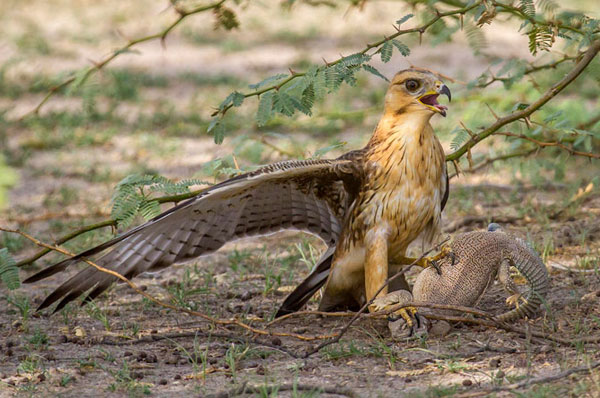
(25, 69, 451, 320)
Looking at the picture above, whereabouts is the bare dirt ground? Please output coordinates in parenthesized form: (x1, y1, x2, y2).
(1, 1, 600, 397)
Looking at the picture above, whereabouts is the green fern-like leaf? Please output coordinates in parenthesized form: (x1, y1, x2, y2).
(379, 41, 393, 63)
(519, 0, 535, 18)
(396, 14, 414, 26)
(139, 200, 161, 221)
(450, 128, 470, 151)
(272, 91, 297, 117)
(0, 248, 20, 290)
(362, 64, 389, 82)
(391, 40, 410, 56)
(465, 23, 488, 53)
(257, 92, 274, 126)
(337, 53, 371, 68)
(527, 26, 553, 55)
(249, 74, 288, 91)
(301, 84, 315, 114)
(208, 117, 226, 144)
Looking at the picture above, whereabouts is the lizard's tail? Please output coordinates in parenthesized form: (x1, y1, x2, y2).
(497, 238, 550, 322)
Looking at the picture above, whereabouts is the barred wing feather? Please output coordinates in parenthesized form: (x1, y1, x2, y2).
(25, 158, 363, 312)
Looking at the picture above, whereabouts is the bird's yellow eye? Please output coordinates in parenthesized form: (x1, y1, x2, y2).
(405, 79, 420, 91)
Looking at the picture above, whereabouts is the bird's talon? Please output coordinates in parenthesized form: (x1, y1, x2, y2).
(431, 260, 442, 275)
(449, 252, 457, 266)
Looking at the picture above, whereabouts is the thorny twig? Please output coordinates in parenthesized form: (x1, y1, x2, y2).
(495, 131, 600, 159)
(205, 382, 359, 398)
(448, 148, 537, 179)
(455, 359, 600, 397)
(446, 39, 600, 162)
(214, 1, 483, 118)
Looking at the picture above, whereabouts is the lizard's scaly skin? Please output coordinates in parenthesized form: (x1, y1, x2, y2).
(411, 230, 550, 322)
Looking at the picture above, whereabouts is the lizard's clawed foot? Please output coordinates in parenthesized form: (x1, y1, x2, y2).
(416, 245, 455, 275)
(506, 293, 528, 309)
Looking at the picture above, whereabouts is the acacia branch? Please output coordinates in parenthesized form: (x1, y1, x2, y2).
(24, 0, 227, 117)
(495, 131, 600, 159)
(477, 54, 578, 88)
(446, 39, 600, 162)
(448, 148, 537, 179)
(215, 1, 483, 117)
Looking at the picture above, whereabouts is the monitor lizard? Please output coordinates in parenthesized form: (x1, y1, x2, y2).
(372, 223, 550, 331)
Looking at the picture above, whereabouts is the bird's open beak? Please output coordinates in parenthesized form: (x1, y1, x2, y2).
(417, 81, 451, 117)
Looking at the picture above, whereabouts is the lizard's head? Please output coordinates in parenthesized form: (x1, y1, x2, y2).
(384, 68, 451, 118)
(487, 223, 502, 232)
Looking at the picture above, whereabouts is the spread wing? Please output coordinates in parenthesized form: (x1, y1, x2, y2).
(25, 155, 364, 312)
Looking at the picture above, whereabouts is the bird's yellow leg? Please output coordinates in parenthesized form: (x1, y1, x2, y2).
(395, 245, 453, 270)
(364, 228, 418, 327)
(364, 227, 390, 309)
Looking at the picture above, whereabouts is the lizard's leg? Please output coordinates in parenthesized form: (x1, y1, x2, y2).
(498, 258, 527, 308)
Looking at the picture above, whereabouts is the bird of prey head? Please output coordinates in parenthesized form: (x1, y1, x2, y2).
(384, 69, 452, 117)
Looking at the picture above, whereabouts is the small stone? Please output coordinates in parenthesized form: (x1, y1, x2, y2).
(159, 379, 168, 385)
(271, 337, 282, 346)
(174, 374, 182, 380)
(293, 327, 308, 334)
(496, 370, 505, 379)
(489, 358, 501, 368)
(429, 320, 451, 337)
(132, 372, 144, 380)
(462, 379, 472, 386)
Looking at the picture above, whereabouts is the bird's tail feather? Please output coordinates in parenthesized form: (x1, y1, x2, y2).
(275, 246, 334, 317)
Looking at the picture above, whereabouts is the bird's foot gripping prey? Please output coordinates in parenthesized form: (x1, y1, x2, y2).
(371, 290, 427, 337)
(24, 68, 451, 322)
(395, 244, 455, 275)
